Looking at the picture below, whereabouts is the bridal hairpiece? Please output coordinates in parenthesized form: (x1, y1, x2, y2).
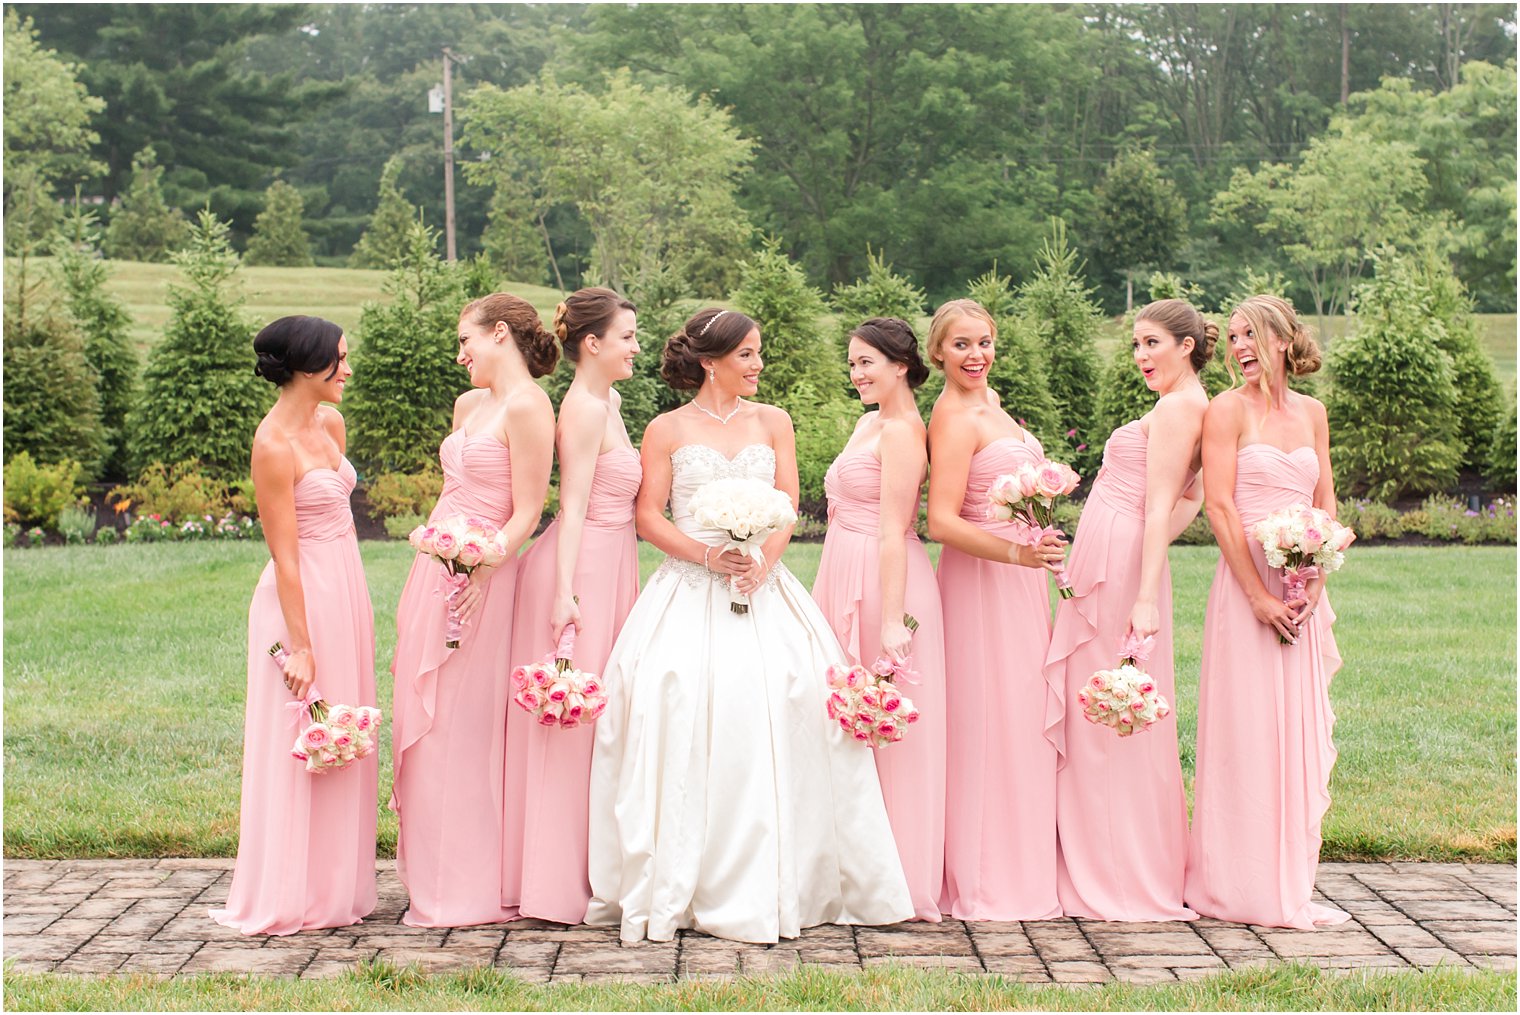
(699, 310, 729, 337)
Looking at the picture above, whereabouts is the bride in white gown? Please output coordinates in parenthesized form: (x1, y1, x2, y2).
(586, 308, 913, 944)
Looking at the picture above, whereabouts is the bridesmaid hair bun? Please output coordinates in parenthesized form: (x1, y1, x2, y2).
(1135, 298, 1217, 374)
(1231, 294, 1322, 379)
(557, 287, 637, 363)
(850, 317, 930, 389)
(660, 307, 759, 390)
(1286, 319, 1321, 376)
(252, 315, 344, 386)
(461, 292, 560, 379)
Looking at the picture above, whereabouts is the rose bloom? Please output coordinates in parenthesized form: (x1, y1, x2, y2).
(302, 724, 333, 750)
(1301, 526, 1324, 554)
(432, 531, 460, 559)
(327, 705, 357, 728)
(1034, 463, 1069, 499)
(455, 539, 486, 568)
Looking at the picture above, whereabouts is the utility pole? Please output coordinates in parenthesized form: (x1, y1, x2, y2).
(442, 47, 458, 262)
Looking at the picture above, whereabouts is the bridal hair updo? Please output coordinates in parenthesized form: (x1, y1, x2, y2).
(1134, 298, 1219, 374)
(850, 317, 931, 389)
(552, 287, 637, 363)
(926, 299, 997, 369)
(660, 307, 760, 390)
(1228, 294, 1322, 393)
(253, 315, 344, 386)
(461, 292, 560, 378)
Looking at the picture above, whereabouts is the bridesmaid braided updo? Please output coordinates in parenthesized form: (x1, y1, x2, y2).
(462, 292, 559, 378)
(552, 287, 637, 363)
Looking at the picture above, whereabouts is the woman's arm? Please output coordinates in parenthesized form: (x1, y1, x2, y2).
(1293, 396, 1341, 625)
(1201, 395, 1300, 642)
(252, 433, 316, 698)
(1129, 398, 1206, 639)
(739, 405, 800, 595)
(925, 405, 1063, 570)
(546, 391, 606, 643)
(876, 419, 923, 662)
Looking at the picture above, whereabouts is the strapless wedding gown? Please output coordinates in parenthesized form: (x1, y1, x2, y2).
(585, 442, 913, 943)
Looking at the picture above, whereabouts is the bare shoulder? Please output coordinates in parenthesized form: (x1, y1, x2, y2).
(642, 409, 680, 450)
(251, 422, 295, 475)
(454, 387, 488, 413)
(751, 400, 793, 428)
(507, 380, 553, 418)
(1154, 388, 1208, 423)
(1205, 386, 1246, 421)
(317, 404, 346, 439)
(1295, 390, 1328, 421)
(559, 386, 611, 428)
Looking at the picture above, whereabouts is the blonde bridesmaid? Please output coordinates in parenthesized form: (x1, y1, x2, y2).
(812, 317, 946, 922)
(502, 288, 643, 924)
(1184, 294, 1350, 929)
(926, 299, 1067, 921)
(1043, 299, 1211, 921)
(389, 293, 556, 927)
(212, 316, 377, 934)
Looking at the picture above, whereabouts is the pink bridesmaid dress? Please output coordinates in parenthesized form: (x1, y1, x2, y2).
(1184, 443, 1348, 929)
(936, 435, 1061, 921)
(1042, 419, 1196, 921)
(812, 447, 947, 922)
(211, 458, 378, 935)
(502, 447, 642, 924)
(390, 429, 518, 927)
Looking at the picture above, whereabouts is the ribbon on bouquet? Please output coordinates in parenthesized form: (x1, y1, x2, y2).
(715, 536, 767, 615)
(551, 625, 577, 671)
(1117, 630, 1155, 667)
(1011, 519, 1074, 599)
(870, 614, 924, 685)
(284, 685, 326, 729)
(437, 566, 471, 648)
(1276, 564, 1321, 645)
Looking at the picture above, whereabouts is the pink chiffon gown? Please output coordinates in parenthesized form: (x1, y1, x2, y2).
(390, 429, 518, 927)
(1184, 443, 1348, 929)
(812, 446, 947, 922)
(1042, 419, 1196, 921)
(211, 458, 378, 935)
(936, 434, 1061, 921)
(502, 446, 642, 924)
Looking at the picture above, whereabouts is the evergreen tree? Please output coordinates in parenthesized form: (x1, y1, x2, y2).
(830, 248, 928, 338)
(1414, 244, 1502, 471)
(53, 197, 138, 478)
(127, 209, 269, 478)
(244, 179, 313, 267)
(104, 146, 189, 262)
(344, 217, 470, 474)
(1092, 147, 1186, 311)
(965, 269, 1061, 451)
(1487, 399, 1516, 492)
(350, 156, 419, 269)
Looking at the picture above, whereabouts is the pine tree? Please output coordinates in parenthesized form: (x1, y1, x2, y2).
(350, 156, 418, 269)
(830, 248, 927, 339)
(103, 146, 189, 262)
(1415, 245, 1502, 472)
(244, 179, 313, 267)
(127, 209, 269, 478)
(966, 268, 1061, 450)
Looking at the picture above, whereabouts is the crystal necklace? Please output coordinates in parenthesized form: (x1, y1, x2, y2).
(692, 394, 743, 424)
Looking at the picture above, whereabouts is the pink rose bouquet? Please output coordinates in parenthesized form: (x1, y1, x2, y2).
(509, 627, 608, 730)
(409, 515, 509, 647)
(270, 642, 383, 774)
(1250, 503, 1354, 644)
(1076, 632, 1170, 737)
(825, 616, 922, 748)
(987, 457, 1081, 598)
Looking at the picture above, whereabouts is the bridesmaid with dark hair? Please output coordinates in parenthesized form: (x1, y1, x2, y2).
(502, 287, 643, 925)
(389, 292, 556, 928)
(812, 317, 946, 922)
(1185, 294, 1350, 929)
(211, 315, 377, 935)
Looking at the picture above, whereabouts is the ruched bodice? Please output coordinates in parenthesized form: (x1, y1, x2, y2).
(668, 443, 777, 541)
(294, 458, 359, 542)
(824, 449, 917, 537)
(1234, 444, 1319, 528)
(433, 430, 513, 528)
(585, 447, 641, 527)
(1089, 420, 1149, 518)
(959, 435, 1045, 524)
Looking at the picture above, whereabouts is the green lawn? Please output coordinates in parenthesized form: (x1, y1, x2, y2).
(2, 961, 1514, 1012)
(3, 540, 1513, 862)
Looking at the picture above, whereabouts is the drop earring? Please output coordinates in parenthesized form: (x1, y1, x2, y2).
(709, 368, 716, 385)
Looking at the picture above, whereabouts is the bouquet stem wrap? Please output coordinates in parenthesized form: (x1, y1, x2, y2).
(440, 568, 469, 648)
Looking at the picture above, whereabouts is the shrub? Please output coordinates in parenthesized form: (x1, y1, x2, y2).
(108, 460, 230, 524)
(1416, 245, 1502, 471)
(103, 146, 189, 262)
(384, 512, 429, 540)
(244, 179, 313, 268)
(20, 526, 45, 548)
(785, 380, 856, 514)
(94, 525, 118, 545)
(344, 217, 470, 474)
(829, 248, 927, 341)
(965, 269, 1060, 449)
(1326, 250, 1464, 500)
(1336, 498, 1403, 540)
(1488, 400, 1517, 491)
(1173, 512, 1216, 546)
(56, 502, 96, 544)
(127, 209, 270, 479)
(364, 467, 444, 522)
(1413, 495, 1518, 544)
(2, 452, 84, 527)
(124, 514, 175, 543)
(3, 523, 19, 547)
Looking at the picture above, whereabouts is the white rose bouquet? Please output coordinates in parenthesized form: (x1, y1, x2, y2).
(688, 477, 798, 614)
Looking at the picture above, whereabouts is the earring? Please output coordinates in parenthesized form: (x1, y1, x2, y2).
(709, 368, 716, 384)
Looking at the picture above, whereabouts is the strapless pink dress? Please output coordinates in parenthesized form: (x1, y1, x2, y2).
(1184, 443, 1348, 929)
(936, 435, 1061, 921)
(390, 429, 518, 927)
(211, 458, 378, 935)
(502, 447, 642, 924)
(812, 446, 947, 922)
(1043, 419, 1196, 921)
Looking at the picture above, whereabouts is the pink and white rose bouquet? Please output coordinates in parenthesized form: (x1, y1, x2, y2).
(270, 642, 383, 774)
(1250, 503, 1354, 643)
(408, 515, 509, 647)
(825, 617, 922, 748)
(1076, 632, 1170, 737)
(688, 477, 798, 614)
(510, 627, 608, 730)
(988, 457, 1081, 598)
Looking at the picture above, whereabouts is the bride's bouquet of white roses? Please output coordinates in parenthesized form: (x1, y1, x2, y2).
(688, 477, 798, 614)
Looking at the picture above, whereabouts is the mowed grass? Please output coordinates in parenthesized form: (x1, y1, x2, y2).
(2, 961, 1514, 1012)
(3, 539, 1513, 862)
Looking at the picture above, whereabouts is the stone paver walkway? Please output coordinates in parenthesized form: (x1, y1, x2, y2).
(2, 861, 1513, 983)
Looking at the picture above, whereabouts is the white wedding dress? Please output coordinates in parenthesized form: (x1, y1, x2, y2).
(586, 442, 913, 943)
